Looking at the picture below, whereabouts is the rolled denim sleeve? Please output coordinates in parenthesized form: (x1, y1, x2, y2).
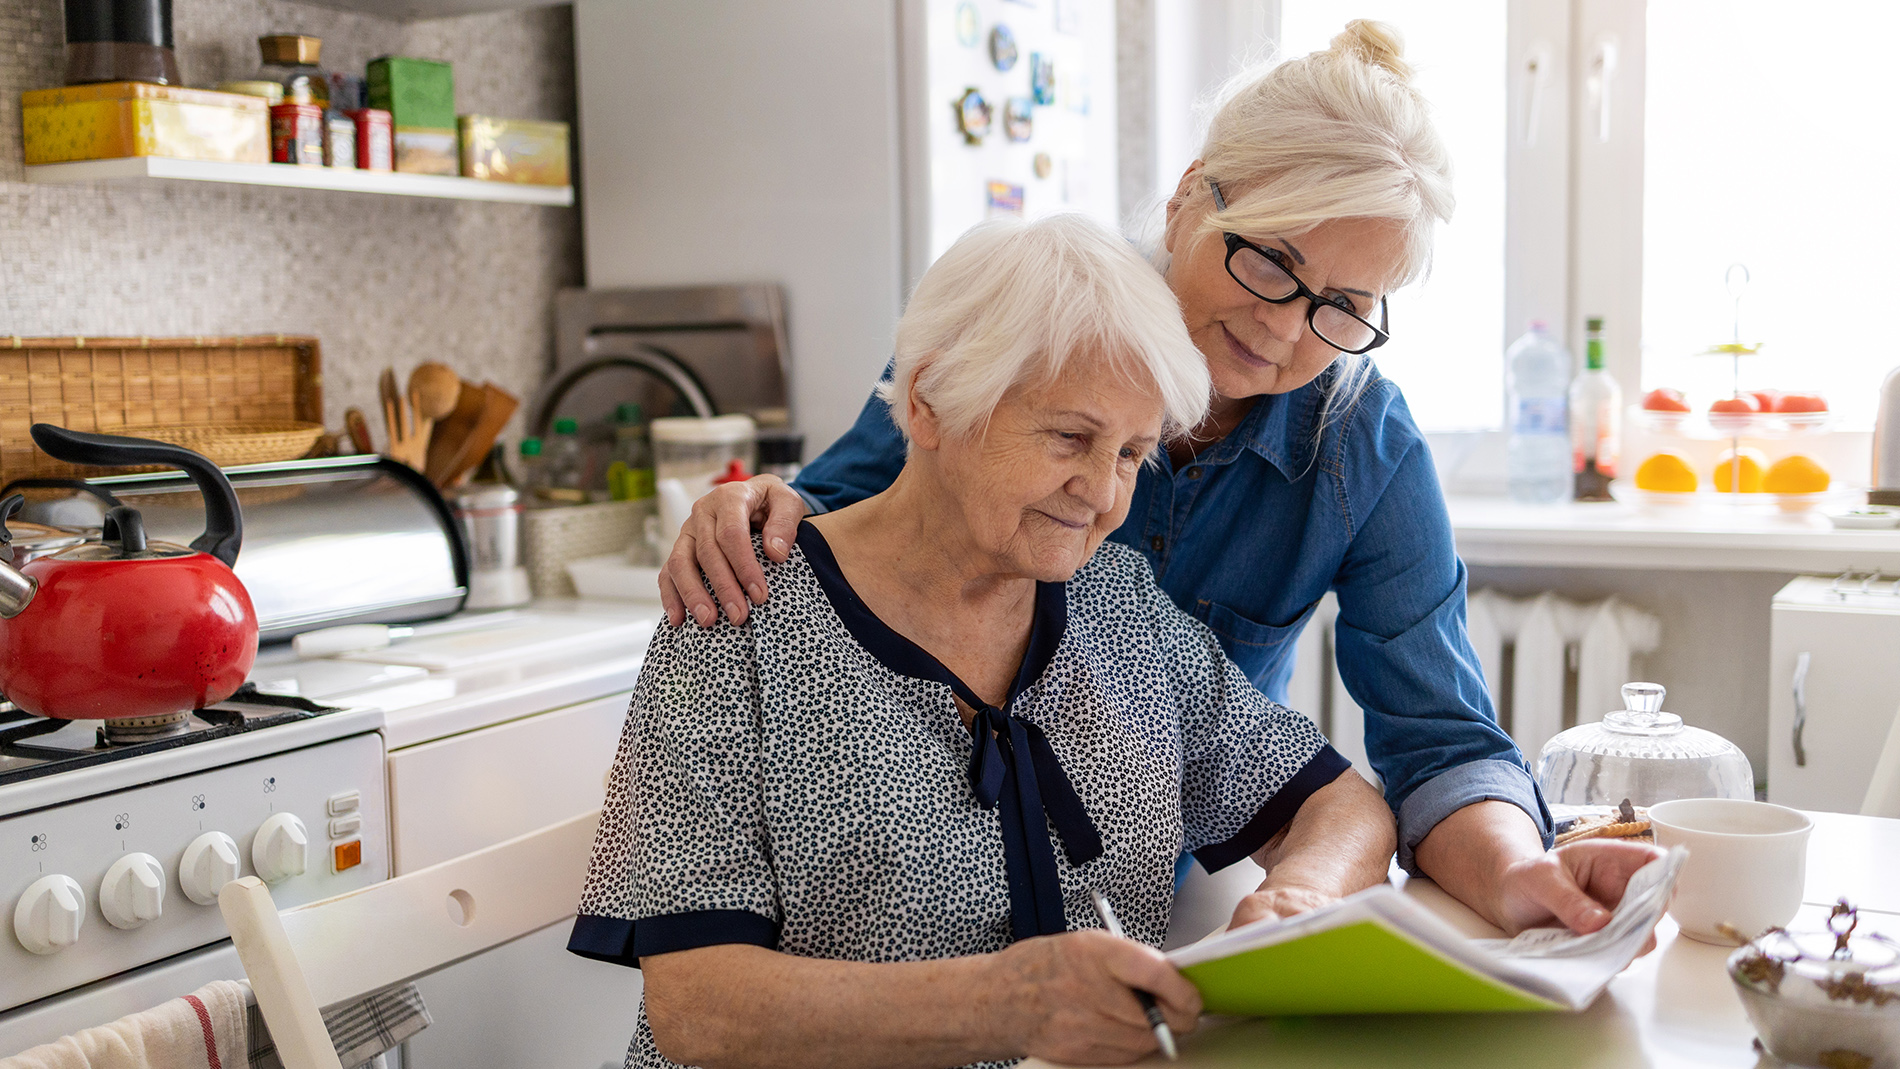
(791, 368, 906, 514)
(1329, 385, 1552, 872)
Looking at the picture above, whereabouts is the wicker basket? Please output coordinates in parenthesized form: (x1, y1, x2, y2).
(118, 420, 326, 468)
(521, 500, 645, 597)
(0, 335, 323, 483)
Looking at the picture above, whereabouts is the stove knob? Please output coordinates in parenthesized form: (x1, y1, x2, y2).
(252, 813, 309, 884)
(100, 852, 167, 930)
(180, 831, 242, 905)
(13, 874, 85, 955)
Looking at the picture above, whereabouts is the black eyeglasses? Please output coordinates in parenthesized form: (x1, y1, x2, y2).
(1209, 181, 1391, 355)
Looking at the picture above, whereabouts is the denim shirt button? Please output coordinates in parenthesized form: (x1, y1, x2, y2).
(1186, 467, 1203, 480)
(1149, 535, 1165, 553)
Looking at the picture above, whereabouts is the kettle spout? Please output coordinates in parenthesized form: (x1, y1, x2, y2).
(0, 493, 37, 618)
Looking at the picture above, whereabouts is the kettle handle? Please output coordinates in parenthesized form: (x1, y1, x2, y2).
(29, 425, 243, 568)
(0, 493, 22, 562)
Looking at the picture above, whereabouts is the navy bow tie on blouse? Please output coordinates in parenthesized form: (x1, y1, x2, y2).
(966, 703, 1104, 940)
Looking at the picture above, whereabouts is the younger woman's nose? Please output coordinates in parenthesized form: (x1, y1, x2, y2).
(1254, 295, 1308, 345)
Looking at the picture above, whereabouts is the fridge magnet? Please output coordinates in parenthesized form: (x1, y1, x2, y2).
(954, 88, 992, 145)
(1066, 70, 1091, 115)
(955, 2, 980, 47)
(1030, 53, 1055, 105)
(1003, 96, 1033, 142)
(987, 179, 1025, 217)
(1032, 151, 1053, 179)
(989, 24, 1019, 71)
(1053, 0, 1082, 35)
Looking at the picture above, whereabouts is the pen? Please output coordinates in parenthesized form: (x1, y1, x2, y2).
(1088, 888, 1178, 1062)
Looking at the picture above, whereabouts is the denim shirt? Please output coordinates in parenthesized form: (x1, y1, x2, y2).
(793, 366, 1552, 870)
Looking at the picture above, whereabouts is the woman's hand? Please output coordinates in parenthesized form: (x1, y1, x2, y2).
(659, 474, 808, 628)
(989, 929, 1201, 1066)
(1494, 838, 1664, 940)
(1229, 884, 1337, 930)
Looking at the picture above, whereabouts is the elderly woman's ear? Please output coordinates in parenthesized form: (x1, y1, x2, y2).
(903, 370, 946, 452)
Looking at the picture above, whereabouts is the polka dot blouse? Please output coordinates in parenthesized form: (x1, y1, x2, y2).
(570, 522, 1348, 1068)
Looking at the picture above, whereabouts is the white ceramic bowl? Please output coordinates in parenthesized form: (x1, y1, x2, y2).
(1648, 798, 1812, 946)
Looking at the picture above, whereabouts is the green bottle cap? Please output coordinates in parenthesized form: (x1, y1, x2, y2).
(553, 418, 579, 435)
(615, 402, 645, 424)
(519, 437, 543, 457)
(1586, 316, 1605, 332)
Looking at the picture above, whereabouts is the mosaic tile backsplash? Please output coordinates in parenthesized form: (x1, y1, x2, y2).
(0, 0, 581, 439)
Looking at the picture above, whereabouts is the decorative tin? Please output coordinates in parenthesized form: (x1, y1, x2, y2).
(349, 108, 393, 171)
(269, 102, 324, 166)
(21, 82, 268, 165)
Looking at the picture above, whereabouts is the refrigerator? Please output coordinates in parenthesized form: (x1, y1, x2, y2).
(1767, 574, 1900, 813)
(572, 0, 1119, 456)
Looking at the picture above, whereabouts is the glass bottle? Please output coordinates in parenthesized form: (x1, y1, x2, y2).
(517, 437, 546, 504)
(539, 418, 587, 505)
(1569, 316, 1623, 502)
(606, 403, 657, 503)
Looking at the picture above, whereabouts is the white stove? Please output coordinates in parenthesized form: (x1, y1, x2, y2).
(1, 597, 660, 1064)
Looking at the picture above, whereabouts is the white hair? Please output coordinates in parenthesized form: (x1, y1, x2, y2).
(879, 213, 1210, 447)
(1144, 19, 1455, 435)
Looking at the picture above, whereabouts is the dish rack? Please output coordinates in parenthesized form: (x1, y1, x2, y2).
(0, 335, 324, 484)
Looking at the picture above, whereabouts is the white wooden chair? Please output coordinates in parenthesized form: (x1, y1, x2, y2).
(1862, 704, 1900, 819)
(218, 810, 601, 1069)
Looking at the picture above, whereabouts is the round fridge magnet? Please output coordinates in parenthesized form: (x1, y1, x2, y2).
(989, 24, 1019, 71)
(955, 1, 980, 47)
(954, 87, 993, 145)
(1032, 151, 1053, 179)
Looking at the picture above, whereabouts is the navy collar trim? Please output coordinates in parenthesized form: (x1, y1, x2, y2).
(795, 521, 1067, 713)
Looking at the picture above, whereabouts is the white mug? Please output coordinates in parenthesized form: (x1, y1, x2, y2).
(1648, 798, 1812, 945)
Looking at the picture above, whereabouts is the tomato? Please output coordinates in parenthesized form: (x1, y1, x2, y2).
(1709, 396, 1761, 414)
(1775, 393, 1828, 413)
(1643, 388, 1692, 412)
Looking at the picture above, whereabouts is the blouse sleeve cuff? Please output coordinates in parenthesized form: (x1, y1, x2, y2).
(567, 909, 779, 968)
(1192, 744, 1353, 873)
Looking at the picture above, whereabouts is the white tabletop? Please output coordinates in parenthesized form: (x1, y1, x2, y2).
(1026, 811, 1900, 1069)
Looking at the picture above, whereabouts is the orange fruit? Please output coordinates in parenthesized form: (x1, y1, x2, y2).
(1712, 448, 1768, 493)
(1763, 455, 1830, 494)
(1635, 453, 1697, 492)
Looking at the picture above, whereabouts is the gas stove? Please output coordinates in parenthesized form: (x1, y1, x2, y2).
(0, 685, 339, 787)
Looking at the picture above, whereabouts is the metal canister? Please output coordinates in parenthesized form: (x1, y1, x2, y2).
(269, 102, 323, 165)
(452, 482, 532, 609)
(349, 108, 393, 171)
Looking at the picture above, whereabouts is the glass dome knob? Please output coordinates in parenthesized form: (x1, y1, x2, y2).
(1607, 681, 1682, 735)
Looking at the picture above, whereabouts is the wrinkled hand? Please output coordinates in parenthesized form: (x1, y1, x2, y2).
(1229, 884, 1339, 931)
(991, 928, 1201, 1066)
(658, 475, 807, 628)
(1496, 839, 1665, 953)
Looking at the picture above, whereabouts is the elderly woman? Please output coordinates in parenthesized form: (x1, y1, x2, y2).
(662, 21, 1662, 939)
(569, 214, 1395, 1068)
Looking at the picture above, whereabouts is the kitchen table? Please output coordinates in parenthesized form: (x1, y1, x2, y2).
(1026, 811, 1900, 1069)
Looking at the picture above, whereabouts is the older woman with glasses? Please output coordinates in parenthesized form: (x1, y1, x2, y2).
(569, 213, 1396, 1068)
(661, 20, 1662, 942)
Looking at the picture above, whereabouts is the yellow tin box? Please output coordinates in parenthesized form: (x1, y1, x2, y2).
(457, 115, 569, 186)
(22, 82, 269, 165)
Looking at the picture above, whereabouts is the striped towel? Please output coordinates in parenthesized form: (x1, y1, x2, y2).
(245, 984, 431, 1069)
(0, 980, 249, 1069)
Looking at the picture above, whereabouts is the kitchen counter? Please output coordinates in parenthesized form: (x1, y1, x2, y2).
(1449, 495, 1900, 572)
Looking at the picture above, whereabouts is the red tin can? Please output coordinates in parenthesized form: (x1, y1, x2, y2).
(269, 102, 323, 166)
(349, 108, 393, 172)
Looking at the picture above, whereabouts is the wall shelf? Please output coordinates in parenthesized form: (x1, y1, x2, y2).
(24, 156, 573, 206)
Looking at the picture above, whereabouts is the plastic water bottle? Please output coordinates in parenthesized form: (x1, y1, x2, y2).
(1506, 322, 1572, 504)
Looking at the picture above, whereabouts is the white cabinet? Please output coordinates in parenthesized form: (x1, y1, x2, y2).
(1767, 576, 1900, 813)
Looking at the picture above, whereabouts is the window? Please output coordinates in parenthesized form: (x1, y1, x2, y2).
(1641, 1, 1899, 427)
(1280, 2, 1509, 432)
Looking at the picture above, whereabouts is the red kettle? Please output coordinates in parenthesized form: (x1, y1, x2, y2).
(0, 425, 258, 721)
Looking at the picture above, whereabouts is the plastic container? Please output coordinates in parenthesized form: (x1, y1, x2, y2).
(651, 415, 757, 495)
(516, 437, 544, 499)
(538, 418, 587, 505)
(1536, 682, 1755, 807)
(606, 403, 656, 503)
(1506, 323, 1572, 504)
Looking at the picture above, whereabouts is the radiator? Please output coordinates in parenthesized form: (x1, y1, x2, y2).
(1286, 591, 1660, 781)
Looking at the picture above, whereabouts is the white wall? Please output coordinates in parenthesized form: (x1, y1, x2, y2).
(573, 0, 907, 454)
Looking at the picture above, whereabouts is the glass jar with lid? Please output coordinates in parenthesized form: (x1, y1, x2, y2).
(1536, 682, 1754, 806)
(1728, 900, 1900, 1067)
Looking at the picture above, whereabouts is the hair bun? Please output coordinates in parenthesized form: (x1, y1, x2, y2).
(1329, 19, 1413, 82)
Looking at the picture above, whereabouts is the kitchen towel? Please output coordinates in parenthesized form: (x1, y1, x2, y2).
(245, 983, 431, 1069)
(0, 979, 249, 1069)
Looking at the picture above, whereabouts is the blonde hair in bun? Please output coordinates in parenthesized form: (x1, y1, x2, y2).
(1155, 18, 1454, 431)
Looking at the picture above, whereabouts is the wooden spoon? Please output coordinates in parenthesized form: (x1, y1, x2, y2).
(406, 362, 462, 459)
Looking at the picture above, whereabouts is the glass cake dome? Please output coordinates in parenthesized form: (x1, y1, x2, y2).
(1536, 682, 1755, 807)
